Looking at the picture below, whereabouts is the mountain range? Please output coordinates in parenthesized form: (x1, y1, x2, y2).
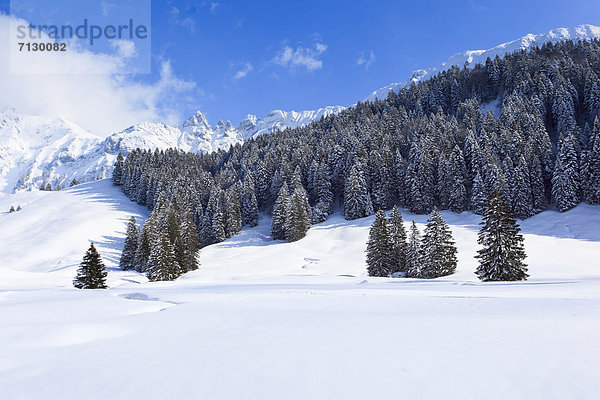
(1, 24, 599, 194)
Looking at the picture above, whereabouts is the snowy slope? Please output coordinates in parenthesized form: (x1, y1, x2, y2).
(0, 179, 599, 399)
(365, 24, 600, 101)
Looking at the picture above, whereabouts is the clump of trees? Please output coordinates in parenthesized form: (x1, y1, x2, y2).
(366, 206, 457, 279)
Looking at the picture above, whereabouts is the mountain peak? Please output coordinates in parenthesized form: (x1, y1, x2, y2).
(365, 24, 600, 102)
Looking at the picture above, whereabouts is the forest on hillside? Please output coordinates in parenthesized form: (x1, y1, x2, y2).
(113, 39, 600, 279)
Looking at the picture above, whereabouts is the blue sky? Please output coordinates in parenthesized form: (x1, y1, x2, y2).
(2, 0, 600, 129)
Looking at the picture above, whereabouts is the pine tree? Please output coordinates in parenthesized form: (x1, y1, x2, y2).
(344, 162, 374, 220)
(387, 206, 408, 274)
(271, 184, 290, 240)
(475, 191, 528, 281)
(73, 243, 108, 289)
(147, 234, 181, 281)
(366, 210, 395, 277)
(419, 208, 457, 278)
(286, 186, 311, 242)
(179, 209, 199, 273)
(241, 177, 259, 227)
(119, 216, 140, 270)
(113, 152, 124, 186)
(9, 205, 15, 213)
(405, 221, 422, 278)
(552, 134, 580, 212)
(585, 128, 600, 204)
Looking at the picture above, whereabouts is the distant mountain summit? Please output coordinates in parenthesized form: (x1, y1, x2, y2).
(364, 24, 600, 102)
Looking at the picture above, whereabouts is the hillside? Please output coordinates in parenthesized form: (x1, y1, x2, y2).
(0, 179, 599, 399)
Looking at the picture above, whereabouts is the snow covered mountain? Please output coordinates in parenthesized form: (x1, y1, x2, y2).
(0, 106, 346, 193)
(365, 24, 600, 101)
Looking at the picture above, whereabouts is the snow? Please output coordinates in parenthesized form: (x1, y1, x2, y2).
(365, 24, 600, 102)
(0, 179, 599, 399)
(0, 106, 345, 194)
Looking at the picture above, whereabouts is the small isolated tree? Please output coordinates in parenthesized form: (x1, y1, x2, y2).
(73, 243, 108, 289)
(119, 216, 140, 270)
(387, 205, 408, 274)
(9, 205, 15, 213)
(405, 221, 422, 278)
(70, 178, 80, 187)
(366, 210, 394, 277)
(475, 191, 528, 281)
(419, 208, 457, 278)
(16, 205, 21, 211)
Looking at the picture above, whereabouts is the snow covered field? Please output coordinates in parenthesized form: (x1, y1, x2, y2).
(0, 180, 599, 399)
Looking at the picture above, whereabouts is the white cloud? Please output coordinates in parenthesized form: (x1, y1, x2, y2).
(210, 2, 221, 13)
(272, 40, 327, 72)
(169, 6, 196, 33)
(357, 50, 376, 70)
(110, 39, 137, 59)
(0, 14, 198, 137)
(101, 1, 117, 17)
(233, 63, 253, 80)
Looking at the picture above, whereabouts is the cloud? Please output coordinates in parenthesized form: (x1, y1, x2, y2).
(357, 50, 376, 70)
(0, 14, 199, 137)
(101, 1, 117, 17)
(233, 63, 253, 80)
(210, 1, 221, 13)
(169, 6, 196, 33)
(272, 40, 327, 72)
(110, 39, 137, 59)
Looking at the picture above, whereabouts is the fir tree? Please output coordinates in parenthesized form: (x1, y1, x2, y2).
(9, 205, 15, 213)
(387, 206, 408, 274)
(113, 152, 124, 186)
(366, 210, 395, 277)
(585, 128, 600, 204)
(344, 163, 374, 220)
(73, 243, 108, 289)
(179, 209, 199, 273)
(475, 191, 528, 281)
(271, 184, 290, 240)
(419, 208, 457, 278)
(119, 216, 140, 270)
(552, 134, 580, 212)
(405, 221, 422, 278)
(241, 177, 259, 227)
(147, 234, 181, 281)
(286, 186, 311, 242)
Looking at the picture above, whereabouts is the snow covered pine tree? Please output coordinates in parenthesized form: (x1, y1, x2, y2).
(366, 210, 395, 277)
(419, 208, 458, 278)
(475, 190, 528, 281)
(73, 243, 108, 289)
(119, 216, 140, 270)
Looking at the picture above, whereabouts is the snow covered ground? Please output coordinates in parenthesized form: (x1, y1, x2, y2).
(0, 180, 599, 399)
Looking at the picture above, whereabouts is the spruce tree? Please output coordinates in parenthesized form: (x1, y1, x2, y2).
(387, 206, 408, 274)
(419, 208, 457, 278)
(405, 221, 422, 278)
(585, 129, 600, 204)
(179, 209, 199, 273)
(113, 152, 124, 186)
(552, 134, 580, 212)
(475, 191, 528, 281)
(147, 234, 181, 281)
(366, 210, 395, 277)
(344, 163, 374, 220)
(119, 216, 140, 270)
(73, 243, 108, 289)
(241, 177, 259, 227)
(286, 186, 311, 242)
(271, 184, 290, 240)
